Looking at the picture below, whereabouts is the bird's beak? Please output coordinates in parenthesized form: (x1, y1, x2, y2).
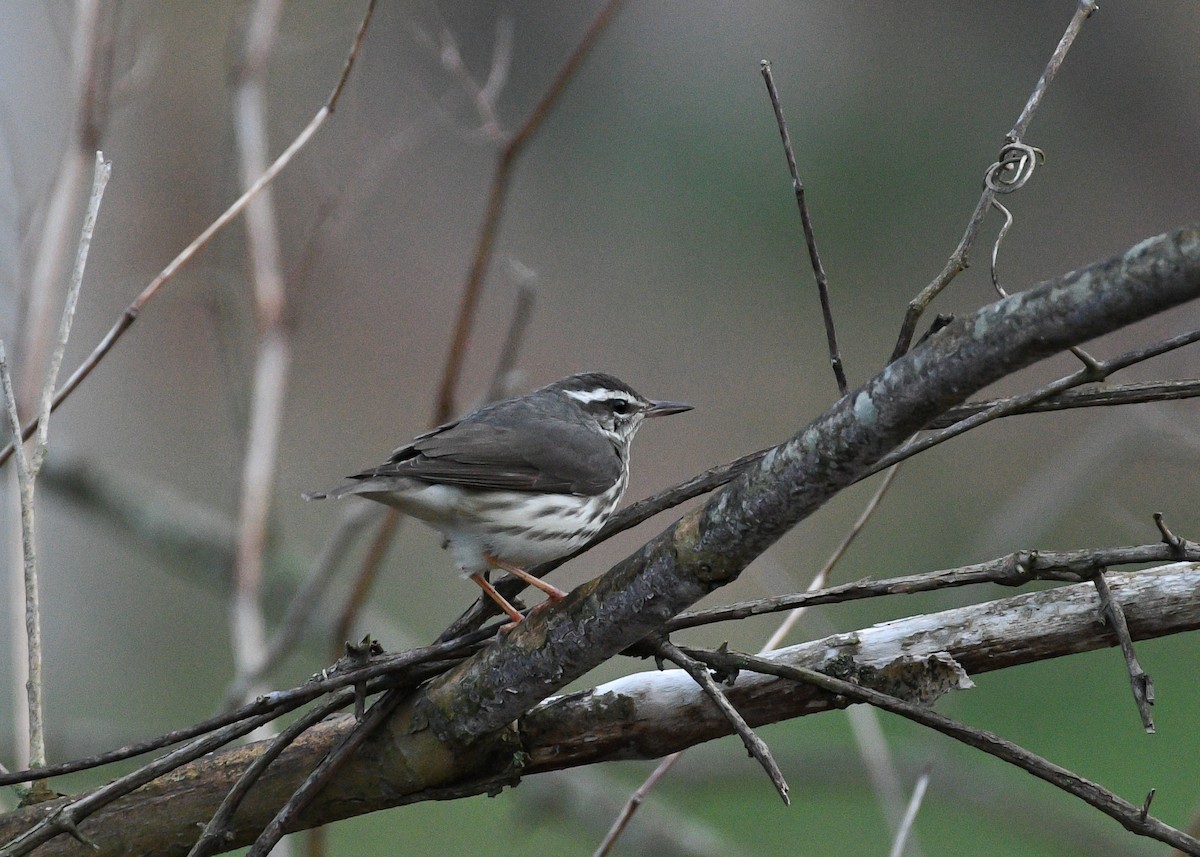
(645, 399, 693, 418)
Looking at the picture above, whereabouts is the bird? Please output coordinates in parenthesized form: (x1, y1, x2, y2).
(305, 372, 692, 628)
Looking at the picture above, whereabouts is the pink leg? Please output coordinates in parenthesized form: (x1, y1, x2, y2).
(485, 554, 568, 600)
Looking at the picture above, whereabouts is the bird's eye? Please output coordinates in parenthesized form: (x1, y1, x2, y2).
(609, 398, 631, 414)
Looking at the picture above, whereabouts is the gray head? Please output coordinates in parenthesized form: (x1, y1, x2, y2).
(541, 372, 692, 445)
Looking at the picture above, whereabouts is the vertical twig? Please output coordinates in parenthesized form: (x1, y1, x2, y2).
(34, 154, 111, 473)
(0, 348, 39, 775)
(760, 60, 847, 394)
(229, 0, 288, 705)
(767, 462, 919, 852)
(2, 153, 111, 786)
(7, 0, 109, 774)
(888, 766, 932, 857)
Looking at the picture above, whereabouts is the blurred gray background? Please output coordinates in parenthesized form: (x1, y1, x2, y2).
(1, 3, 1198, 855)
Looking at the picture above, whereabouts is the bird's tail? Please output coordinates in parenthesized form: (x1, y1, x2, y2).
(302, 484, 352, 501)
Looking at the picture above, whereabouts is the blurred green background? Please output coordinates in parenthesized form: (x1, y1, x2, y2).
(1, 2, 1198, 855)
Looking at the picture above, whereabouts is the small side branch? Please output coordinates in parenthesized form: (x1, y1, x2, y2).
(187, 692, 354, 857)
(760, 59, 846, 394)
(655, 640, 789, 805)
(1092, 571, 1155, 732)
(245, 690, 405, 857)
(669, 538, 1200, 632)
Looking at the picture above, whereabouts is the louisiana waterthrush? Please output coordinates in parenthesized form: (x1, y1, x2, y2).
(305, 372, 692, 626)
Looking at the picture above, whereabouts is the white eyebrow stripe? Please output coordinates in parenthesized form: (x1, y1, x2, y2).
(564, 388, 625, 404)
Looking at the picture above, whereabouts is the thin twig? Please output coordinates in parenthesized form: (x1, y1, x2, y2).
(873, 328, 1200, 478)
(187, 691, 354, 857)
(1092, 571, 1155, 732)
(434, 0, 625, 422)
(33, 152, 112, 477)
(669, 538, 1200, 632)
(847, 703, 922, 855)
(655, 640, 789, 805)
(245, 689, 405, 857)
(762, 463, 902, 651)
(1008, 0, 1098, 142)
(1, 153, 110, 790)
(929, 379, 1200, 424)
(593, 752, 684, 857)
(760, 59, 846, 394)
(0, 626, 493, 789)
(889, 766, 932, 857)
(0, 0, 377, 470)
(695, 647, 1200, 856)
(766, 462, 913, 850)
(0, 697, 315, 857)
(889, 0, 1097, 360)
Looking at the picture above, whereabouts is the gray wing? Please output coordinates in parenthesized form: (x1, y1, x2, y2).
(349, 407, 621, 496)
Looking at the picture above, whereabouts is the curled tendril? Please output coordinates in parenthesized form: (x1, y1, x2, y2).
(986, 139, 1045, 299)
(990, 199, 1015, 298)
(984, 140, 1100, 373)
(986, 140, 1045, 195)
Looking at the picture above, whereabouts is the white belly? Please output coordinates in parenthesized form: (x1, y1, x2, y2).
(397, 482, 625, 576)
